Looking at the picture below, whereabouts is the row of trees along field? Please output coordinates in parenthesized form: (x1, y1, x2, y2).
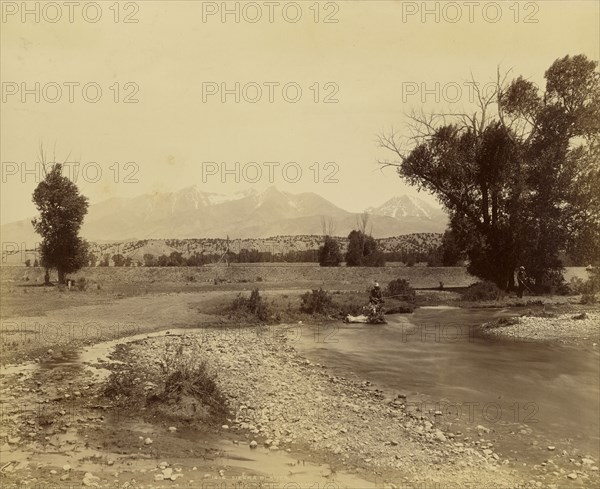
(68, 244, 441, 268)
(30, 55, 598, 288)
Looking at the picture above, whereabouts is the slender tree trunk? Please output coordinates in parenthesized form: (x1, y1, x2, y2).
(58, 269, 66, 284)
(44, 269, 50, 285)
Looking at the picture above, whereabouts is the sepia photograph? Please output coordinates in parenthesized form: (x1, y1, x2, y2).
(1, 1, 599, 487)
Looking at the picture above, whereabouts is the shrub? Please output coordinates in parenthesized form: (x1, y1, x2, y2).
(569, 277, 586, 294)
(230, 288, 269, 321)
(104, 344, 228, 421)
(385, 279, 416, 303)
(532, 269, 570, 295)
(300, 288, 334, 315)
(158, 348, 227, 419)
(77, 277, 88, 291)
(581, 293, 597, 305)
(575, 267, 600, 303)
(462, 281, 504, 301)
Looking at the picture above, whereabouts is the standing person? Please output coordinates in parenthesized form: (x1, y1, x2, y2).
(516, 266, 527, 298)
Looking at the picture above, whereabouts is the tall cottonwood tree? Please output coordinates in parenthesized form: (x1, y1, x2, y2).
(379, 54, 600, 289)
(32, 161, 89, 284)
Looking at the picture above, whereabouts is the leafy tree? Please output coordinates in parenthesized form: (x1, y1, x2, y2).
(33, 258, 39, 267)
(379, 54, 600, 289)
(124, 256, 133, 267)
(168, 251, 184, 266)
(345, 230, 385, 267)
(157, 254, 169, 267)
(143, 253, 156, 267)
(319, 236, 342, 267)
(112, 254, 126, 267)
(428, 229, 465, 267)
(99, 254, 110, 267)
(32, 163, 89, 284)
(24, 259, 31, 267)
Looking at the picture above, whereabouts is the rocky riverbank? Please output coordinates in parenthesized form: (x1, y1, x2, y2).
(102, 324, 600, 488)
(481, 310, 600, 345)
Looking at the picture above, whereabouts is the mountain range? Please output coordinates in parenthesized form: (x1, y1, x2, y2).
(1, 186, 448, 245)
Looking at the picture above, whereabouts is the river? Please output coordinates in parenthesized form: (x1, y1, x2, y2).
(295, 306, 600, 459)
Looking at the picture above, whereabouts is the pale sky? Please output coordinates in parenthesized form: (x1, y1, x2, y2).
(1, 0, 598, 224)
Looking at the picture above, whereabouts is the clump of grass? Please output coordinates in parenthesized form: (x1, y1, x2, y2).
(104, 342, 228, 423)
(157, 345, 228, 420)
(462, 281, 504, 301)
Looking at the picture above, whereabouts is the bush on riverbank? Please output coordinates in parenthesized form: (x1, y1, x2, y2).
(571, 266, 599, 304)
(462, 281, 505, 301)
(300, 288, 334, 314)
(230, 288, 270, 321)
(385, 278, 416, 302)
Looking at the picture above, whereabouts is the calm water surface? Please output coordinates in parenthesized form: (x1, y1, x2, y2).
(296, 307, 600, 457)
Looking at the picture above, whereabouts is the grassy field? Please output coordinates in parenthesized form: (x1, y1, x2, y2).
(2, 264, 591, 319)
(4, 263, 477, 289)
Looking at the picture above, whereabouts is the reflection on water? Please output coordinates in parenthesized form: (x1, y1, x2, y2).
(296, 307, 600, 457)
(38, 350, 81, 371)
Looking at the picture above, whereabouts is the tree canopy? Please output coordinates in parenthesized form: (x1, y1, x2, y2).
(379, 54, 600, 289)
(319, 235, 342, 267)
(345, 230, 385, 267)
(32, 163, 89, 283)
